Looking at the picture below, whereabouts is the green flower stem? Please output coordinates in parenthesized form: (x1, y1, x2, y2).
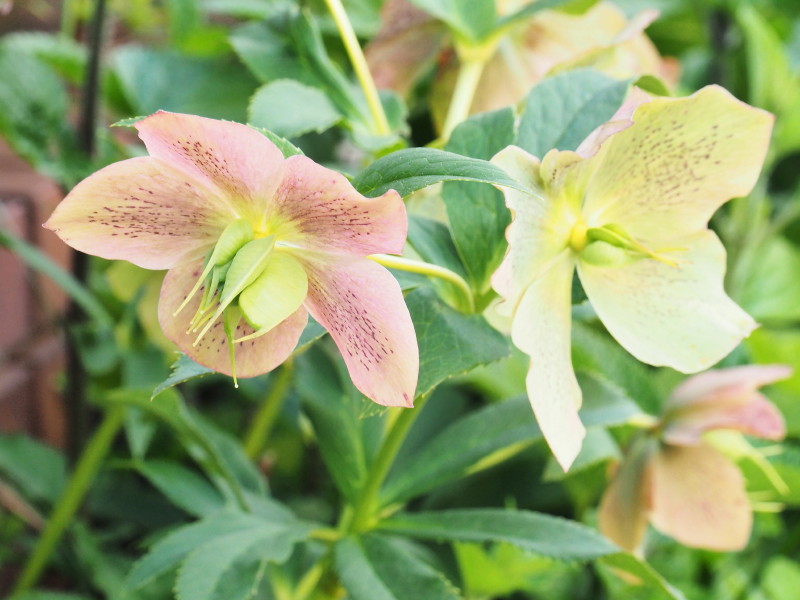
(369, 254, 475, 313)
(346, 394, 430, 533)
(12, 405, 126, 595)
(243, 361, 294, 460)
(293, 559, 327, 600)
(323, 0, 390, 136)
(441, 35, 500, 139)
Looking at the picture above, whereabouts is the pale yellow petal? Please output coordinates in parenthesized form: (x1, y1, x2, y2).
(581, 85, 773, 243)
(578, 230, 756, 373)
(512, 252, 584, 470)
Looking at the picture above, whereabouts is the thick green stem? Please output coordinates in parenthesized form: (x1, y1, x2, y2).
(441, 56, 487, 139)
(346, 394, 430, 533)
(368, 254, 475, 313)
(323, 0, 390, 136)
(243, 362, 294, 460)
(12, 405, 126, 595)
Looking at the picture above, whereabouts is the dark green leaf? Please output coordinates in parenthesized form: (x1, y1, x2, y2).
(151, 353, 215, 400)
(443, 108, 515, 292)
(135, 460, 226, 517)
(407, 215, 467, 278)
(335, 534, 461, 600)
(381, 396, 537, 505)
(498, 0, 592, 29)
(353, 148, 533, 198)
(407, 287, 510, 399)
(379, 509, 617, 560)
(517, 69, 630, 157)
(111, 45, 258, 121)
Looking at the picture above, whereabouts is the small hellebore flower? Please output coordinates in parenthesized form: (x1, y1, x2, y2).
(46, 112, 418, 406)
(598, 365, 789, 552)
(491, 86, 773, 469)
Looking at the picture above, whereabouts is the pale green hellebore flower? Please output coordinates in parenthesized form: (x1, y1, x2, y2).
(491, 85, 773, 470)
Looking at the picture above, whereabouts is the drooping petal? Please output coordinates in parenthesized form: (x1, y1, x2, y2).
(270, 155, 407, 256)
(296, 251, 418, 407)
(581, 85, 773, 243)
(661, 365, 789, 445)
(668, 364, 792, 408)
(158, 259, 307, 377)
(578, 230, 756, 373)
(650, 443, 751, 551)
(135, 111, 285, 223)
(512, 251, 584, 470)
(598, 436, 657, 552)
(45, 157, 230, 270)
(490, 145, 583, 314)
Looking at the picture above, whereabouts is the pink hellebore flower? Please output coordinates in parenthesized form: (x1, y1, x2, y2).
(598, 365, 790, 552)
(491, 86, 773, 470)
(46, 112, 419, 407)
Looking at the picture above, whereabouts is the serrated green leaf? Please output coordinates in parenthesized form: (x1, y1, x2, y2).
(516, 69, 631, 157)
(379, 509, 617, 560)
(124, 512, 264, 590)
(442, 107, 515, 293)
(335, 534, 461, 600)
(152, 354, 215, 400)
(352, 148, 533, 198)
(407, 287, 511, 398)
(248, 79, 342, 138)
(135, 460, 226, 517)
(175, 523, 305, 600)
(381, 396, 537, 505)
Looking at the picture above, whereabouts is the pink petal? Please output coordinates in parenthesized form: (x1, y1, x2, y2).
(135, 111, 285, 223)
(576, 87, 652, 158)
(668, 364, 792, 408)
(663, 365, 789, 445)
(158, 259, 307, 377)
(45, 157, 229, 270)
(295, 251, 418, 407)
(271, 155, 407, 256)
(650, 443, 751, 551)
(598, 437, 656, 552)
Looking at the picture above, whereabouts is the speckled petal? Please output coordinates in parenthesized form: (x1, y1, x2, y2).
(598, 436, 657, 552)
(490, 145, 582, 315)
(650, 443, 751, 551)
(45, 157, 230, 270)
(578, 230, 756, 373)
(135, 111, 285, 223)
(159, 259, 307, 377)
(581, 85, 773, 244)
(270, 155, 407, 256)
(512, 251, 584, 471)
(295, 251, 418, 407)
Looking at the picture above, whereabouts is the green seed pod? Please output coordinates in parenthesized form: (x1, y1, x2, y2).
(238, 252, 308, 342)
(580, 240, 637, 268)
(210, 219, 255, 267)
